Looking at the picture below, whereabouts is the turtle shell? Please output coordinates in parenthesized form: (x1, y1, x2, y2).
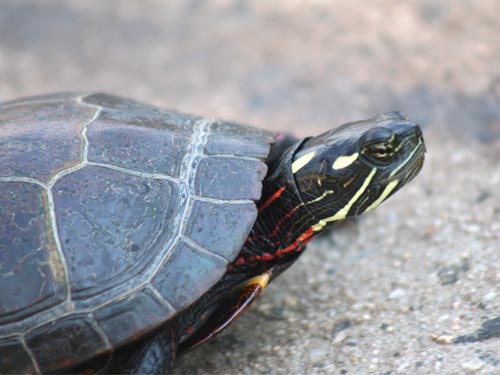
(0, 93, 274, 373)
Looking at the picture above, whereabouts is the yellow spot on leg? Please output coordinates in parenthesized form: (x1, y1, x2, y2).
(292, 151, 316, 174)
(364, 179, 399, 213)
(246, 271, 271, 289)
(312, 168, 376, 231)
(332, 152, 359, 170)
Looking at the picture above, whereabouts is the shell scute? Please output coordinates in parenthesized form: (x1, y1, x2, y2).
(0, 181, 66, 325)
(0, 336, 37, 374)
(152, 240, 227, 311)
(93, 288, 175, 347)
(0, 100, 95, 183)
(25, 314, 110, 373)
(52, 165, 179, 300)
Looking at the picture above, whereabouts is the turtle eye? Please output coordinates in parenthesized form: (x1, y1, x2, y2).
(360, 128, 397, 165)
(364, 142, 395, 163)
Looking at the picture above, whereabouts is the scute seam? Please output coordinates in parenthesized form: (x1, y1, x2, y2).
(190, 195, 254, 205)
(145, 118, 213, 308)
(21, 335, 40, 374)
(0, 176, 47, 187)
(42, 96, 104, 307)
(0, 96, 104, 356)
(145, 285, 176, 313)
(86, 161, 180, 182)
(88, 316, 113, 371)
(198, 153, 268, 162)
(0, 92, 83, 109)
(76, 95, 102, 163)
(181, 236, 229, 263)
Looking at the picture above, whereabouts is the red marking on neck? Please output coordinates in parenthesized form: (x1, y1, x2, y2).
(258, 186, 286, 213)
(273, 227, 315, 257)
(248, 204, 299, 242)
(231, 227, 316, 270)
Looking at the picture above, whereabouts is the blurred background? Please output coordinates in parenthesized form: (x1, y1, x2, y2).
(1, 1, 499, 374)
(1, 0, 498, 140)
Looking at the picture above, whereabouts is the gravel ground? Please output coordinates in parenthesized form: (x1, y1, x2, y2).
(1, 1, 498, 374)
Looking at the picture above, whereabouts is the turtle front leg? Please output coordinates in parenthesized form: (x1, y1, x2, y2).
(104, 322, 178, 375)
(178, 271, 272, 354)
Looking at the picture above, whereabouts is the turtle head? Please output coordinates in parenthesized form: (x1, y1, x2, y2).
(291, 111, 425, 231)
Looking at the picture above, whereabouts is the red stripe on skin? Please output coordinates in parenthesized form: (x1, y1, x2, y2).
(248, 206, 297, 242)
(258, 186, 286, 213)
(273, 227, 315, 258)
(234, 227, 316, 268)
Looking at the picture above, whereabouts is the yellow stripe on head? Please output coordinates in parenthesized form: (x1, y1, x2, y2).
(332, 152, 359, 170)
(312, 168, 377, 231)
(363, 179, 399, 213)
(389, 138, 423, 178)
(291, 151, 316, 174)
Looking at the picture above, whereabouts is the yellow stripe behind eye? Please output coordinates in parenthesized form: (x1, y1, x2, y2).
(291, 151, 316, 174)
(312, 168, 376, 231)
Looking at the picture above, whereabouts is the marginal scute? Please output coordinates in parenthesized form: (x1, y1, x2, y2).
(94, 288, 176, 347)
(53, 165, 179, 299)
(26, 315, 110, 373)
(205, 134, 270, 158)
(210, 120, 275, 140)
(185, 200, 257, 261)
(0, 336, 37, 374)
(152, 241, 227, 310)
(0, 181, 66, 324)
(0, 92, 81, 108)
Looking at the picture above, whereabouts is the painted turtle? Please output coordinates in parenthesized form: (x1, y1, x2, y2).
(0, 93, 425, 374)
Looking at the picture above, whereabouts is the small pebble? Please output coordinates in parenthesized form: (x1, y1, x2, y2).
(389, 288, 407, 299)
(438, 314, 450, 321)
(308, 347, 328, 362)
(333, 331, 347, 344)
(482, 292, 497, 302)
(461, 360, 484, 371)
(283, 295, 299, 308)
(437, 265, 462, 285)
(431, 334, 455, 344)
